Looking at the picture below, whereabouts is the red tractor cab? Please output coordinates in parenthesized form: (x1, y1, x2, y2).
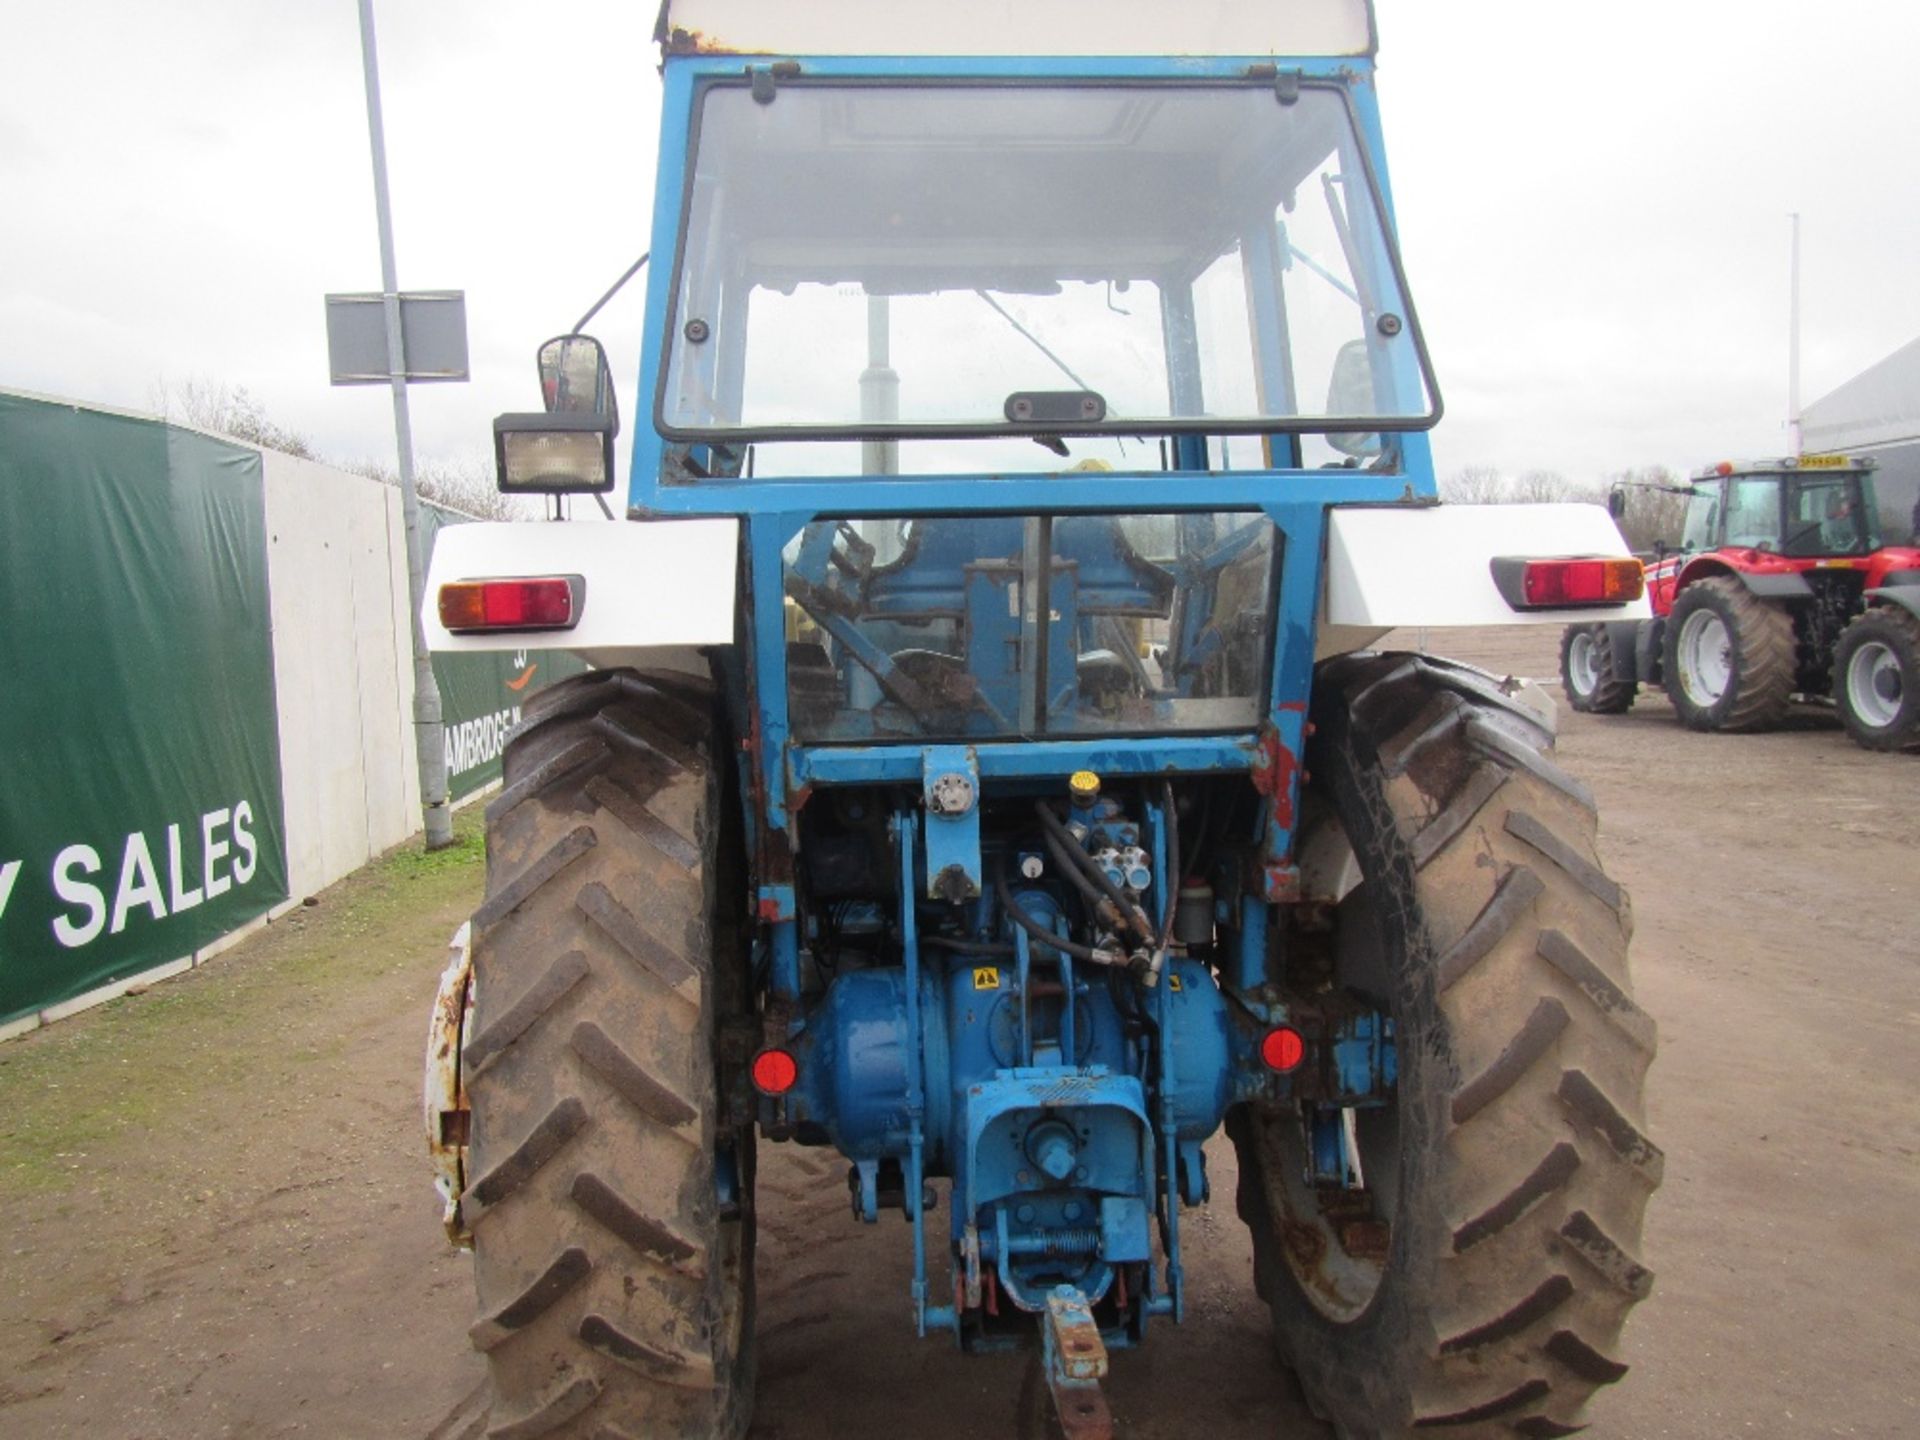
(1561, 455, 1920, 750)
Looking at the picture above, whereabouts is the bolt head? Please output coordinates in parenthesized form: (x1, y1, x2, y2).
(928, 772, 975, 816)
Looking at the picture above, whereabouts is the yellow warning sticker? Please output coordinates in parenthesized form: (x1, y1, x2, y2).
(1168, 973, 1184, 991)
(972, 967, 1001, 991)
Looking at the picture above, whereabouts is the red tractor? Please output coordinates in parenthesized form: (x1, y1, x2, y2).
(1560, 455, 1920, 751)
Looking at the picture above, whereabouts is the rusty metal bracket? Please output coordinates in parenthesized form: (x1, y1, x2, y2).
(1042, 1284, 1113, 1440)
(423, 922, 474, 1249)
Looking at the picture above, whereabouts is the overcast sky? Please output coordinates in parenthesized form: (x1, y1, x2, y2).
(3, 0, 1915, 489)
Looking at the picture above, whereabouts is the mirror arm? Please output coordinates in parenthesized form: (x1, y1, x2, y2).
(572, 251, 651, 335)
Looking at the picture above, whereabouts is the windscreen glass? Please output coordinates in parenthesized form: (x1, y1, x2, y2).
(662, 83, 1434, 443)
(784, 511, 1277, 741)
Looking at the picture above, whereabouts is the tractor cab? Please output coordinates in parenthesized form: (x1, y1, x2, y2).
(1676, 457, 1882, 560)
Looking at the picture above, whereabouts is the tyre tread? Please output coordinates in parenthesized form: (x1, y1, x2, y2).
(464, 667, 749, 1440)
(1832, 605, 1920, 751)
(464, 951, 591, 1076)
(1664, 577, 1795, 732)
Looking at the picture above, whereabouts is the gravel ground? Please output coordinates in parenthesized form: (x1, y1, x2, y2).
(2, 626, 1915, 1439)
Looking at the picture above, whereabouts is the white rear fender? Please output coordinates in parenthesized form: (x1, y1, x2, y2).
(423, 518, 739, 671)
(1320, 503, 1652, 659)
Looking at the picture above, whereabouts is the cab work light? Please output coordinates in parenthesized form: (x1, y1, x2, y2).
(493, 412, 617, 494)
(1490, 556, 1644, 611)
(438, 576, 583, 633)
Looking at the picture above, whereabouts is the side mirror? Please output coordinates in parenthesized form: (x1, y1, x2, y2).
(1324, 338, 1382, 460)
(1608, 489, 1628, 520)
(538, 334, 620, 437)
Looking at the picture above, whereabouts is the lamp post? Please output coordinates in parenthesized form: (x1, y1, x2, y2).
(350, 0, 451, 849)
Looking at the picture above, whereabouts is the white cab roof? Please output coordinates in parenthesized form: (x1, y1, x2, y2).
(657, 0, 1375, 59)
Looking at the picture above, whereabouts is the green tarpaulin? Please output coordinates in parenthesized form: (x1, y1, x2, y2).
(1, 395, 290, 1023)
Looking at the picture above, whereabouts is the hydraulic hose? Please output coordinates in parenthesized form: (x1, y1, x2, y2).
(1159, 779, 1181, 948)
(1040, 826, 1124, 932)
(1033, 801, 1156, 944)
(921, 934, 1015, 957)
(1040, 826, 1102, 902)
(993, 864, 1108, 964)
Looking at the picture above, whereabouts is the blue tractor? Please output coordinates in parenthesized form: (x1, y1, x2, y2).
(422, 5, 1660, 1436)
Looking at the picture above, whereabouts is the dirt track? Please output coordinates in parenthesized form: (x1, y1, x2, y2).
(2, 625, 1916, 1439)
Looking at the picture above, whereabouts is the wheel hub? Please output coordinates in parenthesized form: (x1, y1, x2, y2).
(1567, 632, 1598, 694)
(1678, 610, 1732, 704)
(1847, 640, 1902, 728)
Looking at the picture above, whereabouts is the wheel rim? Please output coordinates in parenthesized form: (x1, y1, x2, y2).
(1846, 639, 1903, 729)
(1567, 631, 1598, 696)
(1676, 609, 1732, 705)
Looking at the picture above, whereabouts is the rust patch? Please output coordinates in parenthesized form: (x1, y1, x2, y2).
(424, 923, 475, 1248)
(1280, 1217, 1327, 1270)
(1248, 727, 1299, 830)
(1339, 1218, 1391, 1261)
(661, 26, 775, 56)
(1263, 863, 1302, 903)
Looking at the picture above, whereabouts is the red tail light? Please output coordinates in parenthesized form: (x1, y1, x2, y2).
(1260, 1026, 1306, 1073)
(751, 1048, 799, 1096)
(1491, 556, 1643, 611)
(438, 576, 582, 632)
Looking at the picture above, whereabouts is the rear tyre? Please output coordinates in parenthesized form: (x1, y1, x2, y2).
(1662, 577, 1794, 731)
(1832, 606, 1920, 752)
(465, 668, 755, 1440)
(1558, 625, 1637, 714)
(1233, 654, 1658, 1438)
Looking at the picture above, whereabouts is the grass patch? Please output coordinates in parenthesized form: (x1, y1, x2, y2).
(0, 808, 485, 1197)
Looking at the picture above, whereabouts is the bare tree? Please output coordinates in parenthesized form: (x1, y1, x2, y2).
(151, 377, 317, 459)
(152, 373, 534, 520)
(1604, 466, 1691, 553)
(1510, 468, 1595, 504)
(1442, 465, 1508, 504)
(341, 456, 533, 522)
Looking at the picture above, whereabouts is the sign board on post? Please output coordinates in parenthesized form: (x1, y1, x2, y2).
(325, 290, 470, 383)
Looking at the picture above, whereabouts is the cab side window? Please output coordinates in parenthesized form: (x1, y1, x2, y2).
(1680, 485, 1720, 551)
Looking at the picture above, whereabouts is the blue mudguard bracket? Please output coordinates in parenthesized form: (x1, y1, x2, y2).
(896, 812, 957, 1337)
(921, 746, 983, 901)
(1146, 796, 1183, 1321)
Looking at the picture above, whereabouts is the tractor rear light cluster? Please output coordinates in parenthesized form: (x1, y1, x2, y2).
(1260, 1025, 1306, 1073)
(437, 576, 583, 633)
(1490, 556, 1643, 611)
(751, 1047, 799, 1096)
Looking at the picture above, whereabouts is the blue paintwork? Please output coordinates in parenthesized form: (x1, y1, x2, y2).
(1333, 1013, 1398, 1102)
(627, 42, 1429, 1359)
(921, 747, 984, 900)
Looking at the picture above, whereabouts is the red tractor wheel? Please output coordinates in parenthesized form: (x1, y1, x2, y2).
(1832, 605, 1920, 752)
(1559, 624, 1637, 715)
(1661, 577, 1794, 732)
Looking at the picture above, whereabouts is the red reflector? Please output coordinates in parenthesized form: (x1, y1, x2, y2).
(751, 1048, 798, 1096)
(1520, 558, 1644, 607)
(438, 577, 578, 632)
(1260, 1026, 1306, 1073)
